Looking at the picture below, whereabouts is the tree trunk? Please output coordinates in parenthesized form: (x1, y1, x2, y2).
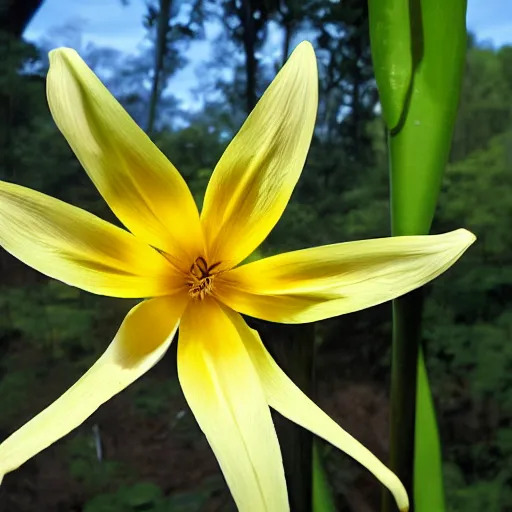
(282, 19, 292, 66)
(147, 0, 172, 135)
(240, 0, 257, 114)
(0, 1, 44, 179)
(0, 0, 44, 37)
(351, 63, 361, 158)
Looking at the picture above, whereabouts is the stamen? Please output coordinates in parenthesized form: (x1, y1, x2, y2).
(188, 257, 220, 300)
(195, 257, 208, 275)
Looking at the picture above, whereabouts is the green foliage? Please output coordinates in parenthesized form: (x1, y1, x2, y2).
(423, 129, 512, 511)
(452, 46, 512, 161)
(83, 479, 224, 512)
(66, 434, 131, 493)
(444, 462, 512, 512)
(84, 482, 164, 512)
(0, 370, 37, 428)
(131, 377, 181, 418)
(0, 282, 98, 360)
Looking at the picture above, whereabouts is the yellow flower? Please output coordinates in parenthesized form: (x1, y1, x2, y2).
(0, 42, 474, 511)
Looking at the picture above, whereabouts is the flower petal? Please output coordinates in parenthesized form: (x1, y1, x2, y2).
(0, 181, 183, 298)
(47, 48, 203, 267)
(200, 41, 318, 268)
(216, 229, 475, 323)
(177, 299, 288, 511)
(0, 295, 187, 483)
(234, 319, 409, 512)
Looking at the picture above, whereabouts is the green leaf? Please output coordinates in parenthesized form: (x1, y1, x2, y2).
(389, 0, 468, 236)
(414, 349, 445, 511)
(370, 1, 469, 511)
(313, 442, 336, 512)
(368, 0, 413, 131)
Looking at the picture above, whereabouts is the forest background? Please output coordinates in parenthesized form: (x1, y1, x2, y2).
(1, 1, 512, 511)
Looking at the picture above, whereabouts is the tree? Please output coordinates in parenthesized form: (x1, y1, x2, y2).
(309, 0, 378, 163)
(216, 0, 272, 113)
(145, 0, 206, 133)
(451, 41, 512, 161)
(0, 0, 44, 38)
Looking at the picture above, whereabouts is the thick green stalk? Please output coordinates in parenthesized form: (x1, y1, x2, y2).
(388, 288, 424, 503)
(369, 0, 467, 510)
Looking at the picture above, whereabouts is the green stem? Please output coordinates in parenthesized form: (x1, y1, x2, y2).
(383, 289, 424, 512)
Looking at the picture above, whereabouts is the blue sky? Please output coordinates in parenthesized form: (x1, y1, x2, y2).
(24, 0, 512, 104)
(25, 0, 512, 50)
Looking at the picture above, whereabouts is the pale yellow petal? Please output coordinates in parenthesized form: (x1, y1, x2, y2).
(0, 181, 183, 298)
(215, 229, 475, 323)
(0, 295, 187, 483)
(47, 48, 203, 268)
(231, 316, 409, 512)
(201, 41, 318, 268)
(177, 299, 288, 511)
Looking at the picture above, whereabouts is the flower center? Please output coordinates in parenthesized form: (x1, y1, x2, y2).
(187, 257, 220, 300)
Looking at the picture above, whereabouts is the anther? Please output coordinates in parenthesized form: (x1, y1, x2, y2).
(188, 257, 220, 300)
